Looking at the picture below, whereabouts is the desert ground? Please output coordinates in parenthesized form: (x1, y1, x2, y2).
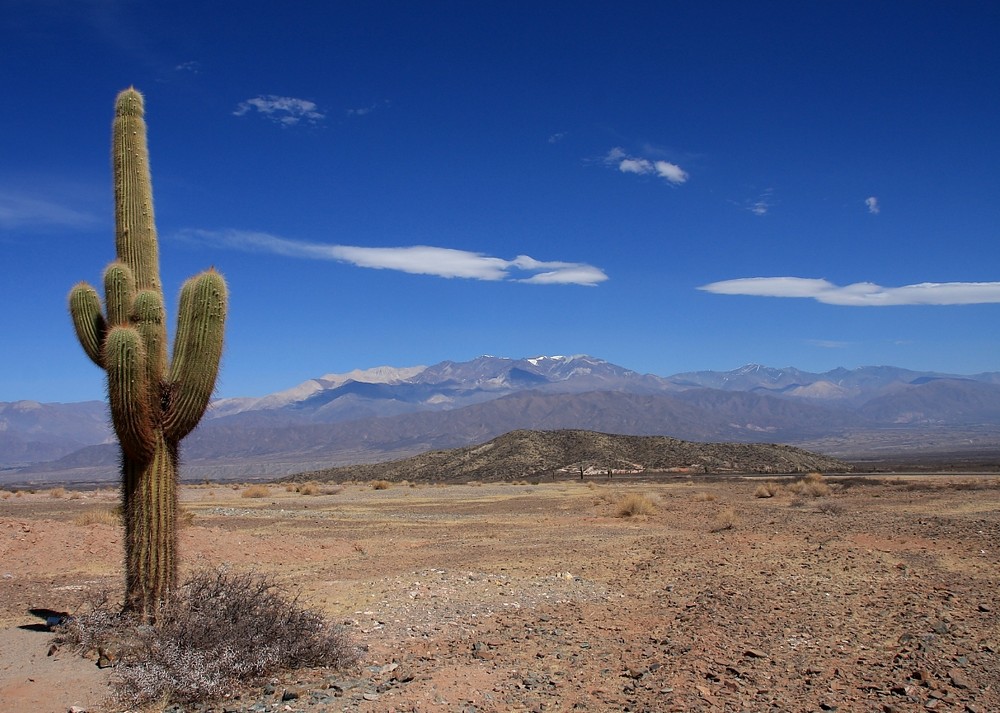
(1, 473, 998, 712)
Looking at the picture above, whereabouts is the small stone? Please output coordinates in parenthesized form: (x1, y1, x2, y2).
(978, 604, 992, 612)
(68, 706, 88, 713)
(744, 648, 767, 659)
(363, 692, 380, 701)
(281, 688, 300, 701)
(948, 668, 973, 690)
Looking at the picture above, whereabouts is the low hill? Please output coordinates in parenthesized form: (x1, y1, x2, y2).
(290, 429, 853, 483)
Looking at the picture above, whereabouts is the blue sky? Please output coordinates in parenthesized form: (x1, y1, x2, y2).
(3, 1, 1000, 403)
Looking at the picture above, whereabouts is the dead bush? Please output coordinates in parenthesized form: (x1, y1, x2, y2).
(370, 480, 392, 490)
(55, 569, 357, 707)
(241, 484, 271, 499)
(48, 486, 67, 498)
(817, 500, 845, 516)
(614, 493, 657, 518)
(693, 491, 718, 502)
(297, 482, 321, 496)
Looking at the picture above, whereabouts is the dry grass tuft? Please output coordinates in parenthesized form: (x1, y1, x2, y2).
(241, 484, 271, 499)
(48, 486, 67, 498)
(753, 481, 783, 498)
(74, 507, 122, 527)
(693, 491, 718, 502)
(710, 506, 740, 532)
(614, 493, 657, 518)
(370, 480, 392, 490)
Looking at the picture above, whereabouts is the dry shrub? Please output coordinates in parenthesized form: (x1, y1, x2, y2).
(49, 486, 67, 498)
(370, 480, 392, 490)
(693, 491, 718, 502)
(74, 507, 122, 527)
(0, 490, 12, 500)
(179, 507, 196, 527)
(55, 570, 356, 707)
(284, 483, 297, 492)
(754, 481, 783, 498)
(614, 493, 657, 518)
(817, 501, 845, 516)
(710, 506, 740, 532)
(296, 482, 320, 496)
(241, 484, 270, 499)
(800, 472, 831, 497)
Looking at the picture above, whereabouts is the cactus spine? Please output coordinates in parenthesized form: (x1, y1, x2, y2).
(69, 88, 227, 620)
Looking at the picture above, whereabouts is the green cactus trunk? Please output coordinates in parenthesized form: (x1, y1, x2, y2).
(122, 433, 179, 613)
(69, 88, 226, 621)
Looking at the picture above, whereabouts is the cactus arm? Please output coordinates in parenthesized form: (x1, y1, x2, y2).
(133, 288, 167, 390)
(163, 269, 227, 441)
(112, 88, 161, 293)
(103, 261, 135, 327)
(68, 282, 107, 367)
(104, 325, 155, 461)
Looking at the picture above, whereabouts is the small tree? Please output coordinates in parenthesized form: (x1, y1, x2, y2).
(69, 88, 227, 621)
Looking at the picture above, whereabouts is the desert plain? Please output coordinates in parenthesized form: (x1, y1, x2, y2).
(1, 473, 998, 712)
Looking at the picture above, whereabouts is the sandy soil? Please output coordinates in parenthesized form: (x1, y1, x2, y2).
(1, 474, 998, 712)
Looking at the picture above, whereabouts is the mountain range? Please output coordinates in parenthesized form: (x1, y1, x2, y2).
(4, 355, 1000, 485)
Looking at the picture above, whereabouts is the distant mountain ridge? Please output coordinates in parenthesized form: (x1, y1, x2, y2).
(5, 355, 1000, 483)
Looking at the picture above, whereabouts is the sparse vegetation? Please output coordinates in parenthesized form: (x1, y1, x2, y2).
(55, 569, 356, 707)
(48, 486, 67, 498)
(614, 492, 657, 518)
(370, 480, 392, 490)
(241, 484, 271, 499)
(693, 491, 718, 502)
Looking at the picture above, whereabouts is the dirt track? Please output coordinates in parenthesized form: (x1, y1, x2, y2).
(1, 474, 998, 712)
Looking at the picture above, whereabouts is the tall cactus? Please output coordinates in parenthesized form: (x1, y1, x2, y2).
(69, 88, 227, 620)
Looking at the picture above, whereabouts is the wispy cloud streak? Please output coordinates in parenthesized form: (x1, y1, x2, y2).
(699, 277, 1000, 306)
(233, 95, 325, 126)
(177, 229, 608, 286)
(865, 196, 880, 214)
(0, 191, 98, 230)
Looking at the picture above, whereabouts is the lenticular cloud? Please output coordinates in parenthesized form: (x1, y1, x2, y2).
(176, 229, 608, 286)
(699, 276, 1000, 306)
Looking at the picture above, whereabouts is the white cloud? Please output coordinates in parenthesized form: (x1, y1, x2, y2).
(174, 61, 200, 74)
(548, 132, 566, 144)
(604, 147, 688, 185)
(0, 191, 98, 230)
(805, 339, 851, 349)
(177, 229, 608, 286)
(233, 95, 325, 126)
(347, 99, 390, 117)
(865, 196, 880, 214)
(699, 276, 1000, 306)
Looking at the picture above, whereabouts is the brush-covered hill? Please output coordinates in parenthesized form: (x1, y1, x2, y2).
(290, 429, 853, 484)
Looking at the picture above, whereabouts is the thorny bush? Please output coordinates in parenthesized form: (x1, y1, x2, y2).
(56, 568, 357, 706)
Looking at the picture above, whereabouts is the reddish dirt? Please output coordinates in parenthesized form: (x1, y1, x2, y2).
(1, 474, 998, 712)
